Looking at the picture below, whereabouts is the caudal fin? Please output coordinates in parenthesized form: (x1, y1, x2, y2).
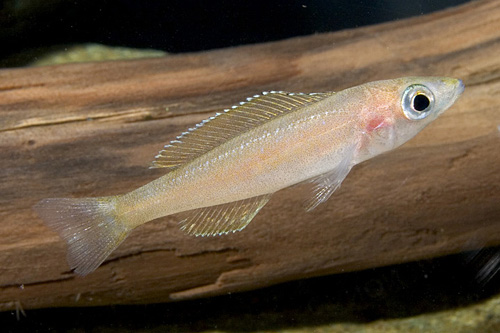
(34, 197, 129, 275)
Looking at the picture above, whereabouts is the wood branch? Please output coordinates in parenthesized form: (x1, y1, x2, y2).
(0, 0, 499, 311)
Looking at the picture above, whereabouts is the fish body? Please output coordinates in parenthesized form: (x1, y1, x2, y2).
(122, 93, 355, 225)
(35, 77, 464, 275)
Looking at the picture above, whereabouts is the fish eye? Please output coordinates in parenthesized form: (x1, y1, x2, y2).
(402, 84, 435, 120)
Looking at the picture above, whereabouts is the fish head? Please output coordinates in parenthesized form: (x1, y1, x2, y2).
(358, 76, 464, 159)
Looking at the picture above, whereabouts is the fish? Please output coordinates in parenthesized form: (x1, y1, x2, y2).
(34, 76, 464, 275)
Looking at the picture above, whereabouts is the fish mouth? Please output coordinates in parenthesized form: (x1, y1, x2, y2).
(452, 79, 465, 105)
(456, 79, 465, 95)
(438, 78, 465, 113)
(441, 77, 465, 96)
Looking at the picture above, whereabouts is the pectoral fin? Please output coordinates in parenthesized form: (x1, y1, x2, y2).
(304, 144, 356, 211)
(178, 194, 273, 236)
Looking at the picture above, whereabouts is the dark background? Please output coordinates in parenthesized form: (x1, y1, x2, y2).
(1, 0, 470, 66)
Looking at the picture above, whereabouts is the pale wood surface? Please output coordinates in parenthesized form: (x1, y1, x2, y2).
(0, 0, 499, 310)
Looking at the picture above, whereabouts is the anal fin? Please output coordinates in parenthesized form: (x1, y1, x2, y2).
(178, 194, 273, 236)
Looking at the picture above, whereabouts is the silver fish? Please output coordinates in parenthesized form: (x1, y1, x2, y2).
(35, 76, 464, 275)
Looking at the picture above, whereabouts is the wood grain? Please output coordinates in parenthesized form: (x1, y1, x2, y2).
(0, 0, 499, 310)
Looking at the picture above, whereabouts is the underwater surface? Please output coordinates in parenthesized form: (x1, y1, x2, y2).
(2, 0, 500, 332)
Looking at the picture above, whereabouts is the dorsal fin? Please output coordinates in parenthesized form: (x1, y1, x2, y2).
(151, 91, 333, 169)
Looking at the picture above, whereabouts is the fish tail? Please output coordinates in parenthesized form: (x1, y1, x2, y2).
(34, 197, 130, 275)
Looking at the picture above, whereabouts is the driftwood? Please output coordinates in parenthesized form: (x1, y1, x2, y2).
(0, 0, 499, 310)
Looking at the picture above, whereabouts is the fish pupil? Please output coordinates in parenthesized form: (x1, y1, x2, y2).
(413, 94, 430, 112)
